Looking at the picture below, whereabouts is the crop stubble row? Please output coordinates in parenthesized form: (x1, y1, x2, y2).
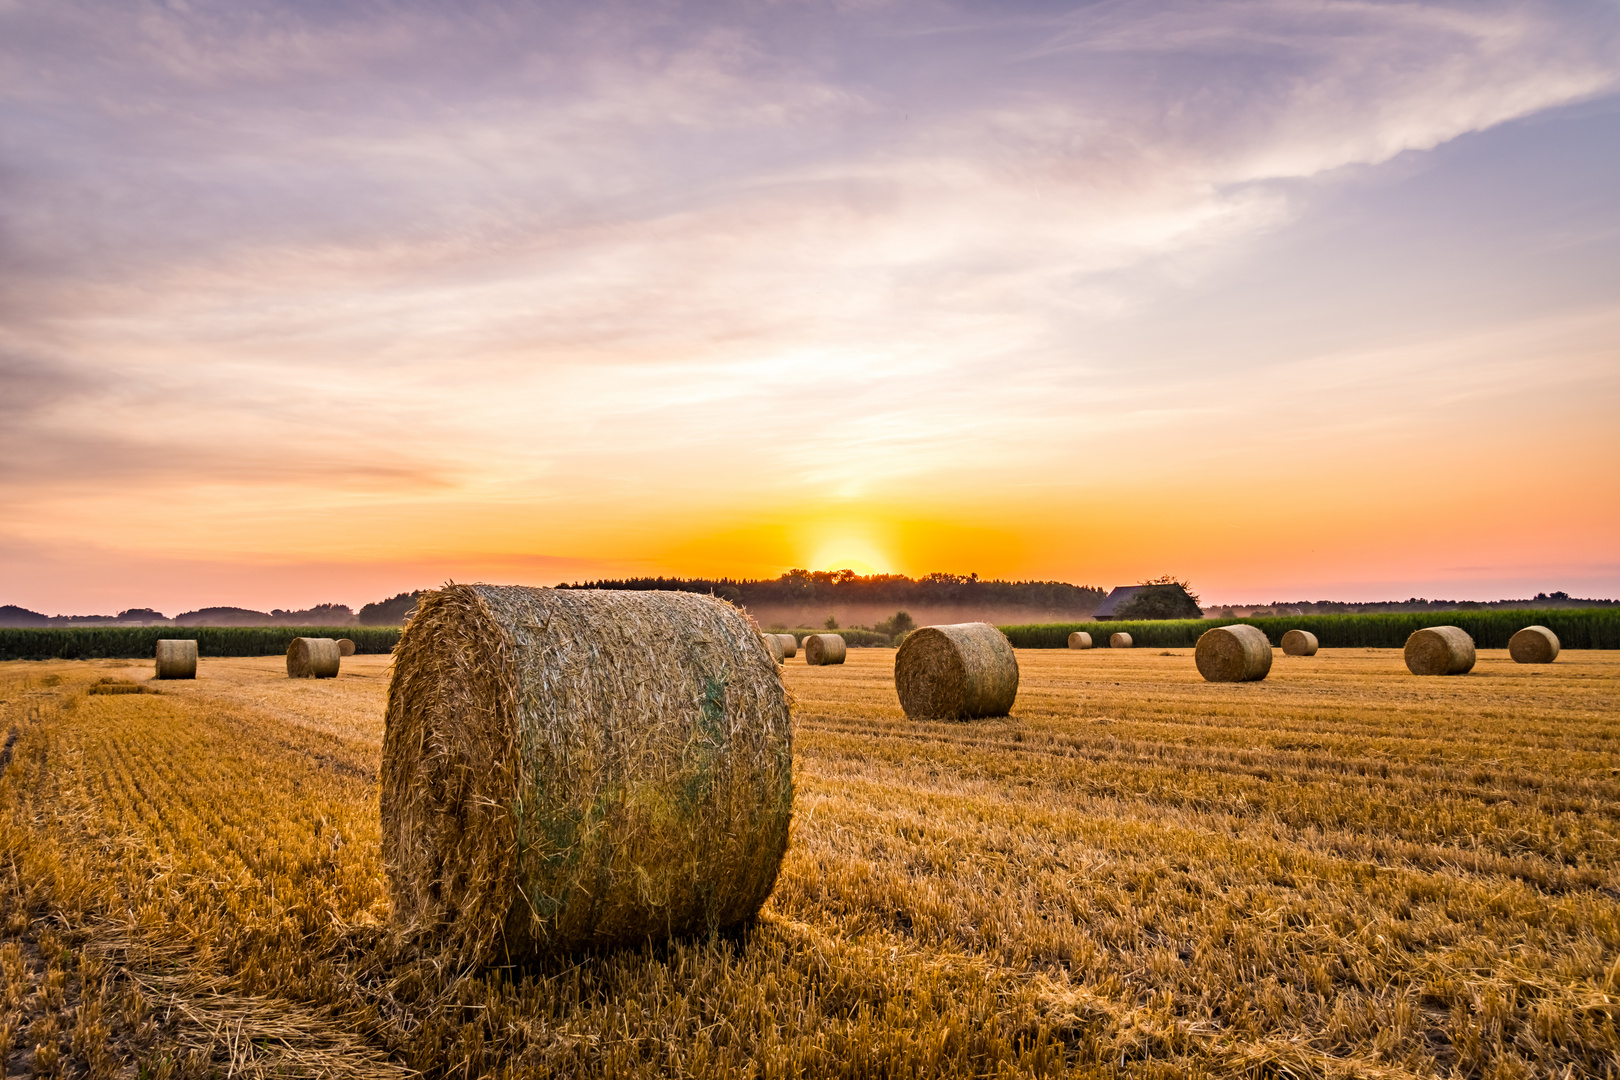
(0, 649, 1615, 1078)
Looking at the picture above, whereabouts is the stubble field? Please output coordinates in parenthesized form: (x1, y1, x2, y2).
(1, 647, 1616, 1078)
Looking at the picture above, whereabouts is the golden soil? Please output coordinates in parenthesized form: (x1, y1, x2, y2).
(1, 648, 1616, 1078)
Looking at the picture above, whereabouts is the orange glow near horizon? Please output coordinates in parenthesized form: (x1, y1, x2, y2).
(4, 393, 1619, 615)
(804, 521, 897, 578)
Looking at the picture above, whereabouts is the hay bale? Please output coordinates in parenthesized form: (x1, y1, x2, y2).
(776, 634, 797, 659)
(894, 623, 1019, 720)
(154, 639, 197, 680)
(761, 632, 785, 663)
(1509, 625, 1559, 664)
(287, 637, 341, 679)
(1280, 629, 1318, 656)
(1109, 632, 1133, 649)
(803, 633, 846, 666)
(1195, 624, 1273, 683)
(1068, 631, 1092, 650)
(337, 637, 356, 656)
(1404, 626, 1475, 676)
(382, 584, 791, 964)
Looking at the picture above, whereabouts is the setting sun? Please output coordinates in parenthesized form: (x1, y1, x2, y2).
(807, 534, 893, 578)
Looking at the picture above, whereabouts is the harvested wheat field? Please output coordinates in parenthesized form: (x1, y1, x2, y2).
(1, 648, 1617, 1078)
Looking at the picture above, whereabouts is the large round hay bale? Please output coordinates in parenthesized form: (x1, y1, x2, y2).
(287, 637, 341, 678)
(337, 637, 356, 656)
(1109, 632, 1133, 649)
(894, 623, 1019, 720)
(1280, 629, 1318, 656)
(383, 584, 791, 964)
(1068, 631, 1092, 650)
(1404, 626, 1475, 676)
(803, 633, 846, 666)
(1509, 625, 1559, 664)
(154, 639, 197, 680)
(1195, 624, 1273, 683)
(761, 632, 785, 663)
(776, 634, 797, 659)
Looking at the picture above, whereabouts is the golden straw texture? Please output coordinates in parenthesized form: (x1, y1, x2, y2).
(1509, 625, 1560, 664)
(337, 638, 356, 656)
(761, 632, 785, 663)
(1195, 624, 1273, 683)
(1404, 626, 1476, 676)
(382, 584, 793, 964)
(286, 637, 341, 679)
(804, 634, 847, 666)
(776, 634, 798, 659)
(894, 623, 1020, 720)
(1067, 631, 1092, 650)
(1280, 629, 1319, 656)
(1109, 632, 1133, 649)
(154, 639, 197, 680)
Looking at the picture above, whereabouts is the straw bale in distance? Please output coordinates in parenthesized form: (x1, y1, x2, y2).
(804, 633, 846, 666)
(894, 623, 1019, 720)
(1195, 624, 1273, 683)
(154, 638, 197, 679)
(382, 584, 792, 964)
(776, 633, 797, 658)
(337, 637, 356, 656)
(89, 681, 145, 695)
(1068, 631, 1092, 650)
(1109, 632, 1133, 649)
(286, 637, 341, 679)
(1509, 625, 1559, 664)
(761, 632, 785, 663)
(1281, 629, 1318, 656)
(1404, 626, 1475, 676)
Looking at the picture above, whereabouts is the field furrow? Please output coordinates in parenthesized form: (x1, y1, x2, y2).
(1, 649, 1616, 1077)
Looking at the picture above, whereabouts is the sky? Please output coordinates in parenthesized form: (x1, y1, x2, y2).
(2, 0, 1618, 614)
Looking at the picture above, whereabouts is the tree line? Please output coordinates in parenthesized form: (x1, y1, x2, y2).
(553, 571, 1106, 613)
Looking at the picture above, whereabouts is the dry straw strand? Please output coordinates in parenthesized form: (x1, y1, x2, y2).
(894, 623, 1020, 721)
(337, 638, 356, 657)
(286, 638, 341, 679)
(1280, 629, 1319, 656)
(803, 634, 846, 666)
(1509, 625, 1560, 664)
(1404, 626, 1476, 676)
(1067, 631, 1092, 650)
(382, 584, 793, 965)
(775, 634, 798, 659)
(1109, 632, 1133, 649)
(1195, 624, 1274, 683)
(154, 639, 198, 680)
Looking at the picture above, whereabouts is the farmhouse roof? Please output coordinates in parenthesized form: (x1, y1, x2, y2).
(1092, 586, 1144, 620)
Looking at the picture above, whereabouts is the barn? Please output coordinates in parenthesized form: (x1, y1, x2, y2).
(1092, 583, 1201, 621)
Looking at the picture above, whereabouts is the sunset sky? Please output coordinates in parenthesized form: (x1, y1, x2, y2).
(3, 0, 1618, 614)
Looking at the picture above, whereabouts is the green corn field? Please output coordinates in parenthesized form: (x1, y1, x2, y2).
(1000, 606, 1620, 649)
(0, 626, 402, 662)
